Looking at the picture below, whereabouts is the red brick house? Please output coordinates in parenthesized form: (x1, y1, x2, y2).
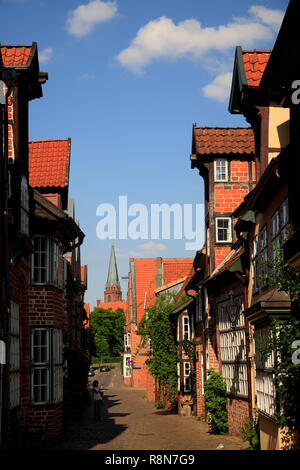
(185, 126, 256, 435)
(0, 42, 48, 448)
(123, 257, 193, 402)
(0, 43, 87, 447)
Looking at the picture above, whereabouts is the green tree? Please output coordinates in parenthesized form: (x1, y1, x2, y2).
(204, 369, 228, 434)
(90, 307, 126, 361)
(138, 292, 187, 407)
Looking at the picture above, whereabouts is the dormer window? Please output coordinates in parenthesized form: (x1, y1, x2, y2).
(214, 159, 228, 182)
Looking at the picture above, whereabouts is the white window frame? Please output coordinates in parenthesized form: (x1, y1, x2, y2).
(31, 327, 63, 405)
(215, 217, 232, 243)
(182, 315, 190, 341)
(124, 354, 131, 378)
(183, 361, 191, 393)
(259, 226, 269, 286)
(214, 159, 228, 182)
(31, 236, 61, 287)
(218, 297, 247, 397)
(251, 235, 259, 293)
(148, 337, 153, 353)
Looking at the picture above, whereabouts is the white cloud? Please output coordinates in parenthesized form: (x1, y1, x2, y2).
(203, 72, 233, 102)
(78, 73, 96, 80)
(39, 47, 53, 64)
(66, 0, 117, 38)
(116, 6, 283, 73)
(116, 242, 167, 259)
(248, 5, 284, 32)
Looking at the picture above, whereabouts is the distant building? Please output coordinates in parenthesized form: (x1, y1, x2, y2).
(95, 243, 126, 312)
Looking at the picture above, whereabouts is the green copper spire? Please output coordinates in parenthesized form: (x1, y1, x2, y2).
(106, 243, 119, 287)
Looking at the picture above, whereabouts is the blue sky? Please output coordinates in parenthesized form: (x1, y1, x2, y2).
(1, 0, 289, 309)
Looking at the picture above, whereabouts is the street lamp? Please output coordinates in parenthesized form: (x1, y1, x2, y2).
(225, 291, 241, 329)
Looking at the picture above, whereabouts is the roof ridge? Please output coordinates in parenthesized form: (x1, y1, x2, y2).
(242, 49, 272, 53)
(1, 44, 32, 48)
(29, 138, 70, 143)
(193, 126, 252, 129)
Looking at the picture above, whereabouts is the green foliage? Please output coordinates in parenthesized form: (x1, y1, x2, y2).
(181, 339, 197, 405)
(155, 398, 165, 409)
(259, 317, 300, 435)
(239, 417, 260, 450)
(90, 307, 126, 361)
(204, 369, 228, 435)
(266, 245, 300, 302)
(138, 292, 186, 406)
(260, 244, 300, 439)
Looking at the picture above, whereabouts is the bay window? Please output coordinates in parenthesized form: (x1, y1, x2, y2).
(31, 327, 63, 405)
(31, 236, 62, 287)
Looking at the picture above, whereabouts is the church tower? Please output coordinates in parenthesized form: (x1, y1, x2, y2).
(104, 243, 122, 302)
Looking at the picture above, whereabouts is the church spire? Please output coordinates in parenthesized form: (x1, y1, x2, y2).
(104, 243, 122, 302)
(106, 242, 119, 287)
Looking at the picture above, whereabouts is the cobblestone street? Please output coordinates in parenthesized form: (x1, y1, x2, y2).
(51, 365, 248, 451)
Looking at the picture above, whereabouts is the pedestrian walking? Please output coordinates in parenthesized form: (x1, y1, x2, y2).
(92, 380, 103, 421)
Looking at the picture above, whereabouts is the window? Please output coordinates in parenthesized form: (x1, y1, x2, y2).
(215, 159, 228, 182)
(271, 198, 289, 260)
(124, 354, 131, 378)
(259, 226, 268, 286)
(31, 327, 63, 405)
(251, 235, 259, 293)
(215, 217, 232, 243)
(20, 175, 29, 235)
(254, 328, 276, 418)
(177, 363, 180, 391)
(31, 237, 61, 286)
(182, 316, 190, 341)
(183, 361, 191, 392)
(218, 298, 248, 397)
(196, 291, 202, 323)
(148, 338, 153, 353)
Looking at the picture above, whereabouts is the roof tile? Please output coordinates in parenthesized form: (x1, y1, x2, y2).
(193, 127, 254, 156)
(242, 50, 271, 87)
(29, 139, 70, 188)
(1, 44, 32, 67)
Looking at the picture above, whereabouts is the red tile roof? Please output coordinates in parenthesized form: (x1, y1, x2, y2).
(242, 50, 271, 87)
(1, 44, 33, 67)
(29, 139, 71, 188)
(193, 127, 254, 155)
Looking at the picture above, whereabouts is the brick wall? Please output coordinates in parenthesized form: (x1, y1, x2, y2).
(29, 286, 64, 326)
(227, 397, 249, 436)
(214, 185, 250, 212)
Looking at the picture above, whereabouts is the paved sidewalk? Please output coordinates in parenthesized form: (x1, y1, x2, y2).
(52, 367, 248, 451)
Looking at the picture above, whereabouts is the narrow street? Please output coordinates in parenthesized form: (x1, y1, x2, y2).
(51, 365, 248, 451)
